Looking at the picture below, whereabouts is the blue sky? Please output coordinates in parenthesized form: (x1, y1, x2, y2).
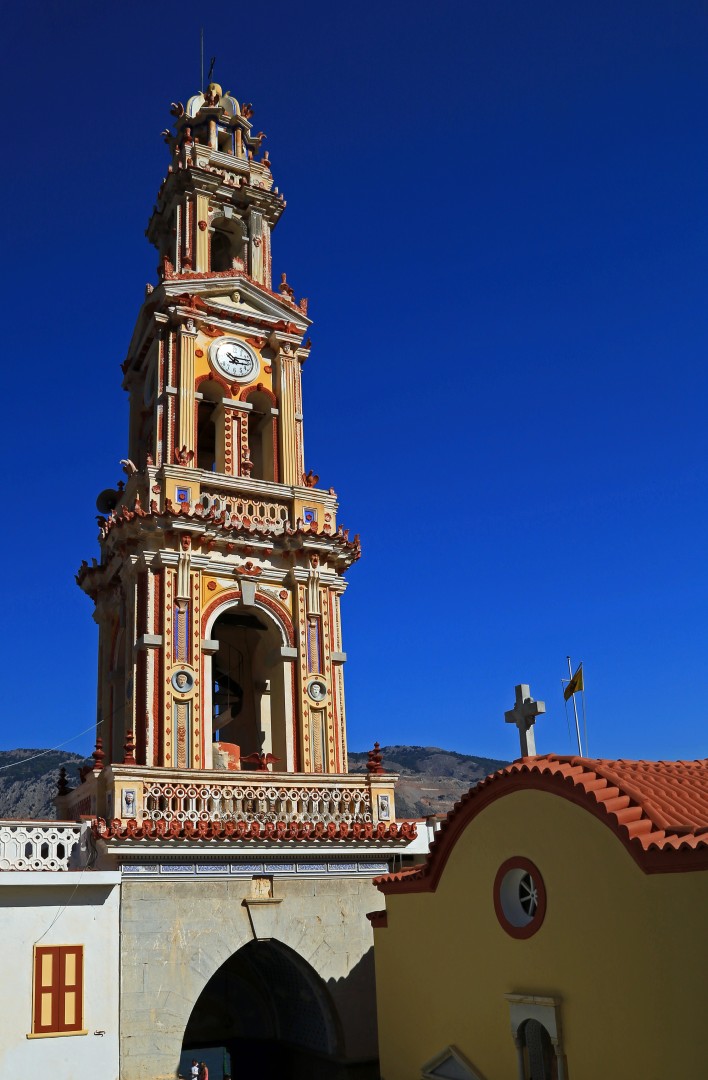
(3, 1, 708, 763)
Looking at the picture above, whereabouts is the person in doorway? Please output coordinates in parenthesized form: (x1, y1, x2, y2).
(199, 1063, 209, 1080)
(190, 1061, 199, 1080)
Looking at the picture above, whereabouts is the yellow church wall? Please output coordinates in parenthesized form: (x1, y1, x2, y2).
(374, 789, 708, 1080)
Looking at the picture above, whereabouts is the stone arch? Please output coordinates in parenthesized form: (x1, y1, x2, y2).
(210, 215, 247, 272)
(118, 870, 382, 1080)
(180, 938, 343, 1077)
(201, 591, 296, 768)
(196, 371, 233, 398)
(239, 381, 277, 406)
(202, 588, 294, 647)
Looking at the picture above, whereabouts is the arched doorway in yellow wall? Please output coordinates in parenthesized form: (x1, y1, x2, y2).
(520, 1019, 555, 1080)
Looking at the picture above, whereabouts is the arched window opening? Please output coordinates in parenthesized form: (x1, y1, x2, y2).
(211, 216, 246, 273)
(521, 1019, 555, 1080)
(216, 125, 234, 154)
(246, 391, 276, 482)
(208, 606, 288, 769)
(197, 401, 217, 471)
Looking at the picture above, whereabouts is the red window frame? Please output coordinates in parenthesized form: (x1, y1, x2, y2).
(32, 945, 84, 1035)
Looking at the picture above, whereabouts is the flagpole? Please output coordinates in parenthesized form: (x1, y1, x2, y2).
(580, 682, 588, 757)
(567, 655, 583, 755)
(562, 683, 573, 752)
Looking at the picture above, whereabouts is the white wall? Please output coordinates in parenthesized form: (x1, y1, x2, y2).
(0, 871, 120, 1079)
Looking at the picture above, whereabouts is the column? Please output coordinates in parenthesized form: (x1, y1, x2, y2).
(195, 193, 210, 272)
(273, 346, 302, 486)
(249, 209, 264, 283)
(177, 322, 198, 456)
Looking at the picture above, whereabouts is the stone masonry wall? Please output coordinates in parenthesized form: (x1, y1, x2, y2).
(120, 874, 381, 1080)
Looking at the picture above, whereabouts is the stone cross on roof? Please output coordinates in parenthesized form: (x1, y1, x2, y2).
(504, 684, 545, 757)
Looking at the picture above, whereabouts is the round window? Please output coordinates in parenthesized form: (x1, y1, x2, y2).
(493, 857, 546, 938)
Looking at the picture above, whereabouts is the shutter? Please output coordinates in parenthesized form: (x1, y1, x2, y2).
(32, 945, 84, 1034)
(59, 946, 83, 1032)
(33, 947, 60, 1033)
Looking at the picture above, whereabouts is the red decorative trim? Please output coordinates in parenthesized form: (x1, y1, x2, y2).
(291, 660, 299, 771)
(366, 909, 388, 929)
(200, 587, 241, 636)
(196, 371, 232, 396)
(255, 589, 295, 647)
(153, 570, 163, 766)
(377, 760, 708, 894)
(240, 382, 277, 406)
(493, 856, 546, 939)
(136, 650, 148, 764)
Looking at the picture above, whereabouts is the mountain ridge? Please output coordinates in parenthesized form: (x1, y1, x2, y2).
(0, 745, 508, 821)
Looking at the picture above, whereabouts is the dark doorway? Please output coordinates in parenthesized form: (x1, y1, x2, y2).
(521, 1018, 556, 1080)
(181, 939, 363, 1080)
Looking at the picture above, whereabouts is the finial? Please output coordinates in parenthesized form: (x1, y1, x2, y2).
(123, 728, 137, 766)
(92, 734, 105, 772)
(57, 766, 71, 797)
(367, 742, 385, 775)
(504, 684, 545, 757)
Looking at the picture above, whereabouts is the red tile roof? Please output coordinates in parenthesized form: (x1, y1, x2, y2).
(92, 817, 417, 845)
(376, 755, 708, 893)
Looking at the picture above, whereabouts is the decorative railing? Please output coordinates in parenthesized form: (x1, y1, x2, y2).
(142, 779, 372, 825)
(199, 490, 290, 527)
(0, 822, 83, 871)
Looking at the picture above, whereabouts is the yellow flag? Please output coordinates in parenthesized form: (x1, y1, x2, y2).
(563, 663, 584, 701)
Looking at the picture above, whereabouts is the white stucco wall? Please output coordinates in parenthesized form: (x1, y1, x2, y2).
(0, 871, 120, 1079)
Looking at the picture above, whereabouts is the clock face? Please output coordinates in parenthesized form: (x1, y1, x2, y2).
(211, 338, 258, 382)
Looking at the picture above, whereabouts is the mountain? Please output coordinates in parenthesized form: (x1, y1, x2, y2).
(0, 749, 91, 820)
(349, 745, 508, 819)
(0, 746, 508, 822)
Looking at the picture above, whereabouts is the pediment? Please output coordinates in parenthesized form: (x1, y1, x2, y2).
(164, 274, 310, 330)
(421, 1046, 482, 1080)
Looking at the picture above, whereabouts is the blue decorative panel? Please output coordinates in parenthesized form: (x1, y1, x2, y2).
(176, 486, 191, 504)
(196, 864, 230, 874)
(296, 863, 328, 873)
(230, 863, 264, 874)
(264, 863, 295, 873)
(303, 507, 317, 524)
(161, 864, 195, 875)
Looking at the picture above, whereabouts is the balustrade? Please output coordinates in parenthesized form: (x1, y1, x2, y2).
(200, 489, 290, 527)
(0, 822, 83, 871)
(142, 778, 372, 825)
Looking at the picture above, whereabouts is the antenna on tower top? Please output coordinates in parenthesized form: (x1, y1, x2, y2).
(208, 55, 216, 83)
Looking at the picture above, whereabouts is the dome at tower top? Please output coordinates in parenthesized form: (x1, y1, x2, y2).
(186, 83, 241, 118)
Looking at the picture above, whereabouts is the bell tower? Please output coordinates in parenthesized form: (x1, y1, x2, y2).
(65, 81, 403, 828)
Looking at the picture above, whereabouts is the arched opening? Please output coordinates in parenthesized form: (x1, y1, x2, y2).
(197, 381, 223, 472)
(211, 216, 246, 273)
(520, 1018, 555, 1080)
(179, 939, 342, 1080)
(209, 603, 289, 768)
(246, 389, 276, 482)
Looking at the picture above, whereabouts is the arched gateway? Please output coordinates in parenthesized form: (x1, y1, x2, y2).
(181, 940, 342, 1078)
(63, 73, 423, 1080)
